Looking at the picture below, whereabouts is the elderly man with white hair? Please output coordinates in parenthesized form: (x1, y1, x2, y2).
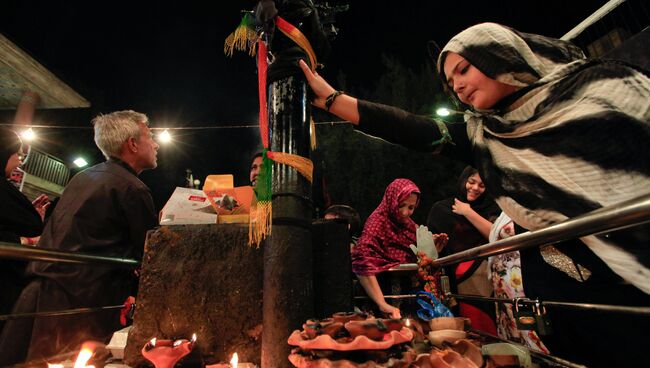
(0, 110, 160, 365)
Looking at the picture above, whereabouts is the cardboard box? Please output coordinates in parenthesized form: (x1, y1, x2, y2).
(159, 187, 218, 225)
(218, 214, 250, 224)
(203, 175, 254, 217)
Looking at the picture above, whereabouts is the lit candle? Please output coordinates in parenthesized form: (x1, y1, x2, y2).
(230, 352, 238, 368)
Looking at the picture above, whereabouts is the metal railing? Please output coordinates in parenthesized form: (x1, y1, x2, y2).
(0, 242, 139, 268)
(430, 192, 650, 268)
(353, 192, 650, 318)
(21, 146, 71, 187)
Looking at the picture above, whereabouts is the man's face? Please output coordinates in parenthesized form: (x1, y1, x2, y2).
(250, 156, 263, 186)
(135, 123, 159, 171)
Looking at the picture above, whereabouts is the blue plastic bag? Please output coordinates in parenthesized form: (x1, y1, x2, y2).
(416, 290, 453, 320)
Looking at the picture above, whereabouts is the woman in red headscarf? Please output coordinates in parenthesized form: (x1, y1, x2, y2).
(352, 178, 422, 318)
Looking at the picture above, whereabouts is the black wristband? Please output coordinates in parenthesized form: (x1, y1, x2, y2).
(325, 91, 344, 111)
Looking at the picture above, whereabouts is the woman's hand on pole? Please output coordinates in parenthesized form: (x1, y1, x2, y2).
(299, 59, 335, 110)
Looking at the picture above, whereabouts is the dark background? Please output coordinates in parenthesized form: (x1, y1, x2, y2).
(0, 0, 610, 223)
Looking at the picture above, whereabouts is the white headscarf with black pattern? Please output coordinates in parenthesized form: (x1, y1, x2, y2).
(438, 23, 650, 294)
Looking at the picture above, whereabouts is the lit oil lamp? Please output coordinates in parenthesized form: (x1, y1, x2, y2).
(47, 343, 95, 368)
(205, 352, 257, 368)
(141, 333, 197, 368)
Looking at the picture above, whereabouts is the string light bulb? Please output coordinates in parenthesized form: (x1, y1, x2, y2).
(73, 157, 88, 168)
(158, 129, 172, 143)
(435, 107, 451, 117)
(21, 128, 36, 141)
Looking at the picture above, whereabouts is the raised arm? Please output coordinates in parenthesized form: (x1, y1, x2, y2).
(299, 59, 472, 163)
(299, 59, 360, 124)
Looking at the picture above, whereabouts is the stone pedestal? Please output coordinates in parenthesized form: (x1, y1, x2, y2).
(124, 224, 263, 367)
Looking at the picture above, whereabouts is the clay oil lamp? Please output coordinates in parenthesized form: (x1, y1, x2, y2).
(141, 333, 197, 368)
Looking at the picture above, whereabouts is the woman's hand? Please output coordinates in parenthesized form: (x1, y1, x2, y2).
(32, 194, 50, 220)
(433, 233, 449, 252)
(451, 198, 472, 216)
(298, 59, 336, 109)
(379, 302, 401, 319)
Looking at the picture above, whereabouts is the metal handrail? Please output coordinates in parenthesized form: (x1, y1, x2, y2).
(0, 242, 140, 267)
(0, 305, 124, 321)
(431, 192, 650, 268)
(447, 293, 650, 315)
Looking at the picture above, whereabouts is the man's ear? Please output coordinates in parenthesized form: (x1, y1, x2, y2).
(126, 137, 138, 153)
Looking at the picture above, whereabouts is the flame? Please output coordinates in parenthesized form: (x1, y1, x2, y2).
(405, 318, 411, 327)
(230, 352, 239, 367)
(73, 347, 93, 368)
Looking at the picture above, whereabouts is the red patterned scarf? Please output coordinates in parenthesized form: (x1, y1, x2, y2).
(352, 178, 420, 276)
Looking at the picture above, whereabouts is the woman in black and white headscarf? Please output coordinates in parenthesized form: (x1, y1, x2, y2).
(300, 22, 650, 366)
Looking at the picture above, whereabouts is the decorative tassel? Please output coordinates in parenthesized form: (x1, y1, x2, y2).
(224, 13, 257, 57)
(275, 16, 318, 71)
(266, 151, 313, 183)
(249, 201, 272, 247)
(247, 17, 320, 247)
(249, 149, 273, 247)
(310, 118, 317, 150)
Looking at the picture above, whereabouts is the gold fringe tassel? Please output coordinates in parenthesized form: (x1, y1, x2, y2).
(249, 201, 272, 247)
(268, 152, 313, 183)
(310, 117, 317, 150)
(224, 26, 257, 57)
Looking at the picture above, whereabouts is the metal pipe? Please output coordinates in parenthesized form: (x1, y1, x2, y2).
(431, 193, 650, 268)
(0, 242, 140, 267)
(354, 294, 417, 300)
(0, 305, 124, 321)
(448, 294, 650, 315)
(561, 0, 626, 40)
(469, 328, 588, 368)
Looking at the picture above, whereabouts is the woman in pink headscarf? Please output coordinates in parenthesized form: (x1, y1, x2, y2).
(352, 178, 421, 318)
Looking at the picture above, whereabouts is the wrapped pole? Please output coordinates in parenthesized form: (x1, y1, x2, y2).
(261, 75, 314, 368)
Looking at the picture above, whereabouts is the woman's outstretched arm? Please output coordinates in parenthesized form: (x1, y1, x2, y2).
(299, 59, 360, 124)
(356, 274, 401, 319)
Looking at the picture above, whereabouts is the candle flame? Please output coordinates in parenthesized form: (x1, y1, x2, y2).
(405, 318, 411, 327)
(191, 333, 197, 343)
(73, 347, 93, 368)
(149, 337, 157, 347)
(230, 352, 239, 367)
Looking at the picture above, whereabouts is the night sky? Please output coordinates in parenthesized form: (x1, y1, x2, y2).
(1, 0, 608, 209)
